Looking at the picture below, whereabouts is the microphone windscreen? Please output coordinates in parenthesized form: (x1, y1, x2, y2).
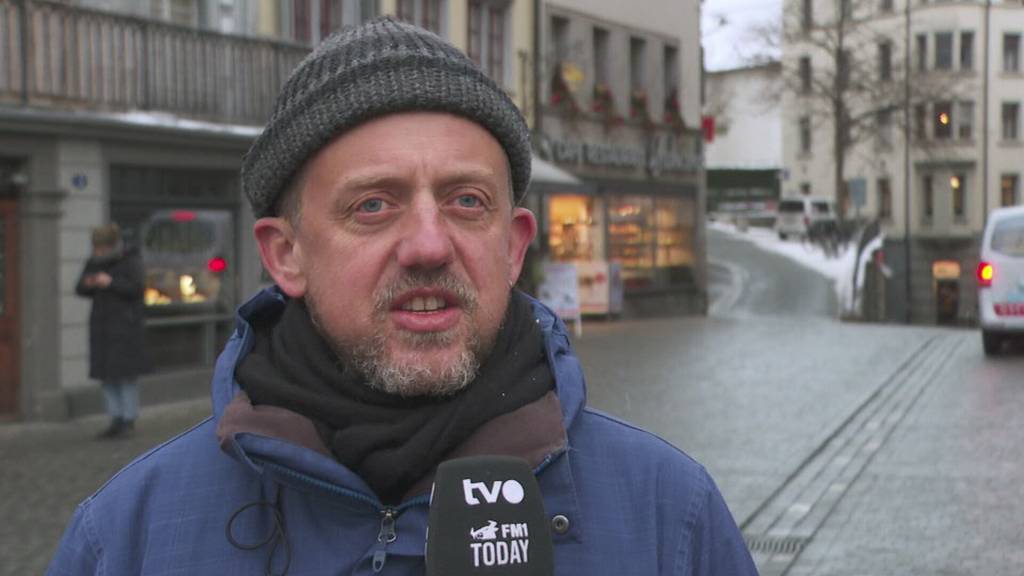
(425, 456, 554, 575)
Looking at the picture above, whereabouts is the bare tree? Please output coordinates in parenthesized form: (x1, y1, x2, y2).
(751, 0, 972, 220)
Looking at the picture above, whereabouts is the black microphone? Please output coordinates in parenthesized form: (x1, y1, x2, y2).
(425, 456, 554, 575)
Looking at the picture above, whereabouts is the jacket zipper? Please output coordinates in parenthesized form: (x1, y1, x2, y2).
(372, 508, 398, 572)
(258, 459, 434, 572)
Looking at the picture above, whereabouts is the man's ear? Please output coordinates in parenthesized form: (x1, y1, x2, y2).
(253, 217, 308, 298)
(507, 207, 538, 284)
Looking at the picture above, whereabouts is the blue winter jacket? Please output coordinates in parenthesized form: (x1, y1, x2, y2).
(48, 288, 758, 575)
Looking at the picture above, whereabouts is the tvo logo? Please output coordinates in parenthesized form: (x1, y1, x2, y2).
(462, 478, 525, 506)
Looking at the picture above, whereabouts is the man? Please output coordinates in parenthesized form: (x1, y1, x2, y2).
(74, 223, 148, 439)
(49, 17, 757, 575)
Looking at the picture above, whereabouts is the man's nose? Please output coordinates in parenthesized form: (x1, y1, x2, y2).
(396, 202, 455, 270)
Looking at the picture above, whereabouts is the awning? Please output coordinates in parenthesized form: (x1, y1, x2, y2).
(529, 156, 592, 193)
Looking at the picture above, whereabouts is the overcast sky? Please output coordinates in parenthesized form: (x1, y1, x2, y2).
(701, 0, 782, 71)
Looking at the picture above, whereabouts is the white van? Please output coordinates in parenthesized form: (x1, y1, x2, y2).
(774, 197, 836, 240)
(978, 206, 1024, 355)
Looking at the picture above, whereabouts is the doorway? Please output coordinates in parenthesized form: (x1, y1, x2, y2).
(0, 159, 21, 415)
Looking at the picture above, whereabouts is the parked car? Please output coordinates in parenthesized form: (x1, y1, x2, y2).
(139, 209, 234, 315)
(774, 197, 837, 240)
(978, 206, 1024, 355)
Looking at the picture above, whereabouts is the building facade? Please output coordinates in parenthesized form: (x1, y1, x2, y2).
(0, 0, 538, 420)
(704, 62, 783, 224)
(532, 0, 706, 317)
(781, 0, 1024, 325)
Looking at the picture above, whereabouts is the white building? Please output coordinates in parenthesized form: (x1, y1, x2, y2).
(781, 0, 1024, 324)
(704, 62, 783, 221)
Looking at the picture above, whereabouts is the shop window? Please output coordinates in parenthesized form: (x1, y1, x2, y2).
(547, 195, 604, 262)
(110, 166, 238, 372)
(654, 198, 693, 267)
(608, 196, 655, 288)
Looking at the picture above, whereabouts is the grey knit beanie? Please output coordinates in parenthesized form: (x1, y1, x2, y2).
(242, 16, 532, 217)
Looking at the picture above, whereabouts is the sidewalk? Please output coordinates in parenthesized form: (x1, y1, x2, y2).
(0, 398, 211, 576)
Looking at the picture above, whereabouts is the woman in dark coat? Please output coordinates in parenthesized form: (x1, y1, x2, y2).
(75, 224, 149, 438)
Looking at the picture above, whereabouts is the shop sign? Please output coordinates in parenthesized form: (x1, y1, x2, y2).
(549, 138, 700, 174)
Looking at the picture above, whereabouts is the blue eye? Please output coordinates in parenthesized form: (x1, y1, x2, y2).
(457, 195, 481, 208)
(359, 198, 384, 213)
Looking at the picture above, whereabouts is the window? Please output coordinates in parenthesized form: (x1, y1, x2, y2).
(958, 101, 974, 140)
(802, 0, 814, 31)
(923, 175, 934, 220)
(916, 34, 928, 72)
(800, 56, 812, 93)
(880, 0, 894, 12)
(551, 16, 569, 65)
(799, 116, 812, 154)
(467, 0, 509, 86)
(991, 216, 1024, 256)
(934, 101, 953, 139)
(1005, 33, 1021, 73)
(630, 37, 646, 91)
(593, 27, 610, 86)
(935, 32, 953, 71)
(663, 44, 679, 97)
(878, 178, 892, 220)
(1001, 174, 1020, 207)
(801, 182, 812, 195)
(914, 103, 927, 140)
(879, 41, 892, 81)
(951, 173, 966, 221)
(547, 195, 604, 261)
(1003, 102, 1020, 141)
(877, 109, 894, 148)
(960, 31, 974, 71)
(397, 0, 444, 35)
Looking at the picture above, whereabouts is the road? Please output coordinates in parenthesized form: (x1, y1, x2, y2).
(707, 227, 838, 318)
(4, 230, 1024, 575)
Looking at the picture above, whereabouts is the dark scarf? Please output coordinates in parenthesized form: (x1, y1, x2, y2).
(235, 290, 554, 504)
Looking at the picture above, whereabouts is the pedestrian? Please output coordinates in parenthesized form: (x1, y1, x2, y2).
(74, 223, 148, 439)
(49, 17, 757, 575)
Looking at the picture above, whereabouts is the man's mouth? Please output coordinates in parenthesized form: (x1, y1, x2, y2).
(401, 296, 448, 312)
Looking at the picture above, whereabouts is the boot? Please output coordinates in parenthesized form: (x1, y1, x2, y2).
(97, 417, 124, 439)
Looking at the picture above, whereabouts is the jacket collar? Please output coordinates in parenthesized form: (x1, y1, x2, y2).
(212, 287, 586, 502)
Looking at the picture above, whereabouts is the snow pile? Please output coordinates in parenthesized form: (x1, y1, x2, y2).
(709, 220, 882, 318)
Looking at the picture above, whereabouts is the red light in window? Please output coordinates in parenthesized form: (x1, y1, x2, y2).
(208, 257, 227, 273)
(172, 210, 197, 222)
(977, 262, 994, 287)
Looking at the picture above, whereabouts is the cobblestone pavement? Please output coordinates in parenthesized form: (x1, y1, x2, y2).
(1, 399, 210, 576)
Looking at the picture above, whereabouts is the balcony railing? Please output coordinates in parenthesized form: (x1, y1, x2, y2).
(0, 0, 309, 126)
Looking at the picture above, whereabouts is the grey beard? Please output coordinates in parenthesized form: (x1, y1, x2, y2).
(345, 330, 482, 397)
(306, 269, 497, 397)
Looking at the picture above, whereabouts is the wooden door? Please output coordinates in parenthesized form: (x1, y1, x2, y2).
(0, 199, 18, 415)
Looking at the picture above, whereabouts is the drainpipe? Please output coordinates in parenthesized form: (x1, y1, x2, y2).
(903, 0, 912, 323)
(982, 0, 991, 228)
(19, 0, 29, 105)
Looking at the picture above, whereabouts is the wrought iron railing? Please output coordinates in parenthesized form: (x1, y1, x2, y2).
(0, 0, 309, 125)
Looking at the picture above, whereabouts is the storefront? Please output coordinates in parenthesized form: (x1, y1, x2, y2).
(109, 166, 241, 372)
(530, 131, 704, 316)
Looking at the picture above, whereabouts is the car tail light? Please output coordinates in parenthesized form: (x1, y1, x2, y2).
(207, 257, 227, 273)
(977, 261, 994, 287)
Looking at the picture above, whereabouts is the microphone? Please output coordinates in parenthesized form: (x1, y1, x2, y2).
(425, 456, 554, 575)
